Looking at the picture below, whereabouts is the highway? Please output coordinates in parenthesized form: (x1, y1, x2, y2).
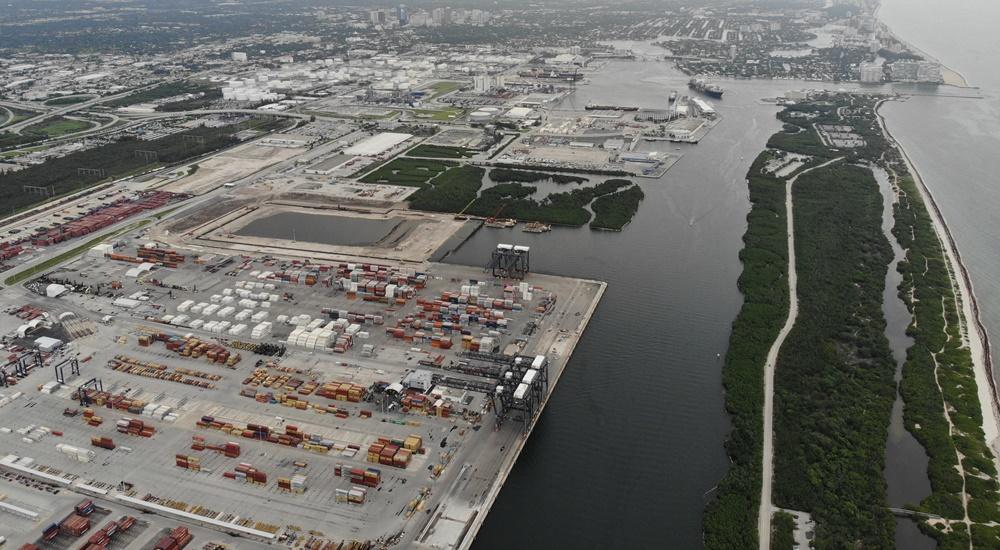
(0, 81, 172, 134)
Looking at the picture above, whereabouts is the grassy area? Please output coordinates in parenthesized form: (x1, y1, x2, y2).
(0, 132, 42, 150)
(407, 165, 484, 212)
(589, 185, 645, 230)
(44, 95, 90, 106)
(0, 107, 40, 128)
(423, 81, 464, 99)
(411, 107, 465, 121)
(359, 158, 456, 186)
(407, 144, 475, 159)
(358, 110, 399, 120)
(22, 116, 95, 138)
(0, 145, 47, 159)
(3, 220, 148, 286)
(702, 152, 788, 549)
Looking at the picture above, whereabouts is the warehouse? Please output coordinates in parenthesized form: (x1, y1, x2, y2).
(343, 132, 412, 156)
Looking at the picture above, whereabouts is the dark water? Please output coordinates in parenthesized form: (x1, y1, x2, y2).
(458, 60, 781, 549)
(450, 10, 1000, 542)
(874, 166, 935, 549)
(879, 0, 1000, 396)
(235, 212, 406, 246)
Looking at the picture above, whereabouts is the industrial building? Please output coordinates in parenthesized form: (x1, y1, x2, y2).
(343, 132, 413, 156)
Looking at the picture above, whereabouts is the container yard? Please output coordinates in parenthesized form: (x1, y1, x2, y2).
(0, 224, 605, 549)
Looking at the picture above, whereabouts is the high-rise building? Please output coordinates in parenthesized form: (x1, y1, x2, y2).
(473, 74, 506, 93)
(859, 61, 883, 83)
(409, 12, 429, 27)
(397, 4, 408, 26)
(916, 62, 942, 83)
(431, 7, 448, 26)
(370, 10, 387, 25)
(889, 60, 919, 81)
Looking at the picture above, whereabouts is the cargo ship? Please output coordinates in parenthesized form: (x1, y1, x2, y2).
(522, 222, 551, 233)
(585, 103, 639, 111)
(687, 78, 724, 99)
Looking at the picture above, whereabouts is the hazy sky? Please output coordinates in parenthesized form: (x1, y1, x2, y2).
(879, 0, 1000, 89)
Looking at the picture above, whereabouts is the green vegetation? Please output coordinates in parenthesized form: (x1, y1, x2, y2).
(770, 511, 796, 550)
(359, 158, 457, 186)
(411, 106, 465, 121)
(766, 124, 830, 158)
(44, 95, 89, 106)
(22, 116, 94, 138)
(407, 144, 475, 159)
(0, 107, 39, 128)
(893, 168, 1000, 547)
(0, 145, 47, 159)
(772, 162, 896, 547)
(1, 116, 96, 150)
(489, 168, 586, 184)
(3, 220, 148, 286)
(590, 185, 645, 230)
(157, 88, 223, 112)
(703, 152, 788, 549)
(0, 119, 284, 213)
(407, 165, 484, 213)
(460, 178, 634, 226)
(424, 81, 464, 99)
(0, 132, 40, 150)
(105, 81, 216, 108)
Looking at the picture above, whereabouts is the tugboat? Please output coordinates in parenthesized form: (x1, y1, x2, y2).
(687, 78, 724, 99)
(522, 222, 552, 233)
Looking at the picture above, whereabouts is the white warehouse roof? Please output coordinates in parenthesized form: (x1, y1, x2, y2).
(344, 132, 412, 156)
(505, 106, 533, 119)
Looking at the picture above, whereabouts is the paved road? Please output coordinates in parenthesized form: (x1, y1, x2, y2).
(1, 81, 175, 134)
(758, 157, 842, 550)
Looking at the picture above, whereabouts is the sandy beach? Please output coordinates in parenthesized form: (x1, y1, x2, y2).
(874, 2, 972, 88)
(876, 100, 1000, 471)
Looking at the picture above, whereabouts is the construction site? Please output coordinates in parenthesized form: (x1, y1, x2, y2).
(0, 227, 604, 549)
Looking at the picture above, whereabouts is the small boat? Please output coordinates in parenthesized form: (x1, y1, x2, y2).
(522, 222, 551, 233)
(669, 90, 678, 103)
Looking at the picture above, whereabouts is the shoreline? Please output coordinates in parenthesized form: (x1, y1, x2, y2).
(455, 278, 607, 550)
(873, 2, 972, 89)
(875, 99, 1000, 466)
